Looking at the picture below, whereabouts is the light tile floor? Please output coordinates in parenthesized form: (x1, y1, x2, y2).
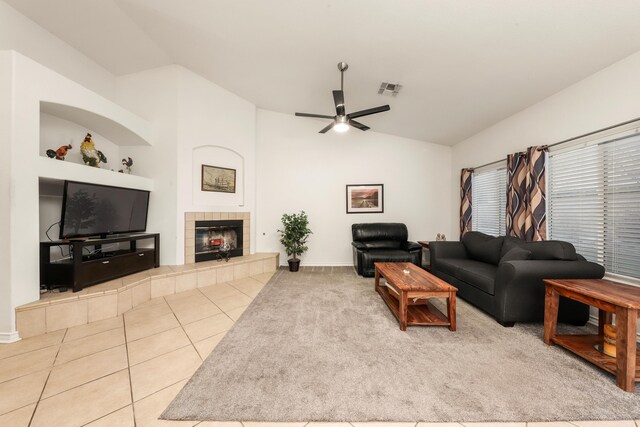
(1, 271, 639, 427)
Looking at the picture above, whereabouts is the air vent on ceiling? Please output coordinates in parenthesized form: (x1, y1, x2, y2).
(378, 82, 401, 96)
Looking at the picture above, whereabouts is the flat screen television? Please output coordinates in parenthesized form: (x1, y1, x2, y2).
(59, 180, 150, 239)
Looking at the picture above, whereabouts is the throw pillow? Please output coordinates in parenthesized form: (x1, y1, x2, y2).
(462, 231, 504, 265)
(500, 235, 525, 258)
(522, 241, 578, 261)
(500, 246, 532, 263)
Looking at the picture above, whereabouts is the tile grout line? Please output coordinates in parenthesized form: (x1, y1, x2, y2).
(121, 315, 138, 427)
(78, 404, 131, 427)
(53, 328, 126, 367)
(167, 294, 211, 362)
(198, 288, 243, 324)
(27, 327, 68, 427)
(61, 319, 123, 344)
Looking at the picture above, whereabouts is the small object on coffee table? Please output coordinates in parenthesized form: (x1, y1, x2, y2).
(375, 262, 457, 331)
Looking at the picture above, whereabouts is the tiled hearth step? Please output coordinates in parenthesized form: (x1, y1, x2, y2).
(15, 253, 279, 339)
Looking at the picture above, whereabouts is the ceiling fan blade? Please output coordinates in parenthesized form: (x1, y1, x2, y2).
(295, 112, 335, 119)
(319, 122, 335, 134)
(347, 105, 390, 120)
(333, 90, 345, 116)
(349, 120, 370, 131)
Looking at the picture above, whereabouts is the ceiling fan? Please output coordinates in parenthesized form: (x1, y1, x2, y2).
(295, 62, 390, 134)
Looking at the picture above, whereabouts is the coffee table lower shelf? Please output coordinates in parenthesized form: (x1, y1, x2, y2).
(377, 286, 450, 327)
(552, 334, 640, 380)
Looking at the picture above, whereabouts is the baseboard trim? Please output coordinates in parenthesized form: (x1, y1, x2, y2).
(0, 331, 21, 344)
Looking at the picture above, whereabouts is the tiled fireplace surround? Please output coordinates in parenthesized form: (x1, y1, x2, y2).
(184, 211, 250, 264)
(14, 211, 278, 339)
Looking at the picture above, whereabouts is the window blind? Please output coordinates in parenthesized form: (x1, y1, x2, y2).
(549, 132, 640, 279)
(472, 167, 506, 237)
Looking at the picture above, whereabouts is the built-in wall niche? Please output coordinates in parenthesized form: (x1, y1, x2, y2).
(37, 101, 155, 190)
(39, 179, 65, 261)
(192, 145, 244, 207)
(38, 178, 153, 264)
(40, 113, 121, 170)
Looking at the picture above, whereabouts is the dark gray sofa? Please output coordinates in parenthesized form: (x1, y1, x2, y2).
(352, 223, 422, 277)
(430, 231, 605, 326)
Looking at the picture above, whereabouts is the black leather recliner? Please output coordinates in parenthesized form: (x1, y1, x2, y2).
(352, 223, 422, 277)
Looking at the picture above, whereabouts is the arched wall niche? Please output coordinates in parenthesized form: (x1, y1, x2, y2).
(192, 145, 244, 207)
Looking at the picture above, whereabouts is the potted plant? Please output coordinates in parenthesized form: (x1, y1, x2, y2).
(278, 211, 312, 272)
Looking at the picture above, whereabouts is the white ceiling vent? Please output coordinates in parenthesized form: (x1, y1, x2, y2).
(378, 82, 402, 96)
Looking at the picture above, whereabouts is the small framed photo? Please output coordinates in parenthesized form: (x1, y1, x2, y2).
(346, 184, 384, 214)
(201, 164, 236, 193)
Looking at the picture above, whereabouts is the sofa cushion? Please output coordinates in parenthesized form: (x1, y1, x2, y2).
(361, 249, 420, 265)
(462, 231, 504, 265)
(500, 236, 578, 261)
(453, 259, 498, 295)
(500, 236, 526, 258)
(522, 241, 578, 261)
(434, 258, 462, 277)
(500, 246, 532, 263)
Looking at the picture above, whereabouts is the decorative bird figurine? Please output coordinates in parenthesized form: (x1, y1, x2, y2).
(80, 133, 107, 168)
(121, 157, 133, 174)
(46, 144, 72, 160)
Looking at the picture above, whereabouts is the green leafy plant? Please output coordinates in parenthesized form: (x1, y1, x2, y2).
(278, 211, 312, 260)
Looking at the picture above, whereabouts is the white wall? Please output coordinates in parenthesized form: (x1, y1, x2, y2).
(0, 1, 115, 99)
(0, 51, 16, 342)
(115, 66, 180, 266)
(449, 49, 640, 240)
(255, 109, 453, 266)
(116, 65, 257, 265)
(175, 68, 256, 264)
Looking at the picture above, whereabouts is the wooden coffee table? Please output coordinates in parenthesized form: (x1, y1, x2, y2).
(543, 278, 640, 392)
(374, 262, 457, 331)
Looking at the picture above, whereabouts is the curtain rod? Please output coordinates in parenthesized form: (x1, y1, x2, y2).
(468, 116, 640, 171)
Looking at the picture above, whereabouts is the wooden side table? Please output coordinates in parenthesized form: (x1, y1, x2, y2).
(417, 241, 431, 271)
(543, 278, 640, 392)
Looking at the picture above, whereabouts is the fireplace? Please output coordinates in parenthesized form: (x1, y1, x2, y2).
(195, 220, 243, 262)
(184, 212, 250, 264)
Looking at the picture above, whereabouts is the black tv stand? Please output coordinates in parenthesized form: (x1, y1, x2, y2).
(40, 233, 160, 292)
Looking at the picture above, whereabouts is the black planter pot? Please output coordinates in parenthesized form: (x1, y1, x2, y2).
(288, 258, 301, 272)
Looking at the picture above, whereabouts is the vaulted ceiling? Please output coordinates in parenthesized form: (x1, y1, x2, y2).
(6, 0, 640, 145)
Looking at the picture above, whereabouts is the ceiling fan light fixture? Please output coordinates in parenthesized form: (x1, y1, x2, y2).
(334, 122, 349, 133)
(334, 116, 349, 133)
(294, 62, 390, 134)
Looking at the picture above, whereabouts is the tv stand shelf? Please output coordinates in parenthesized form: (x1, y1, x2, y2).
(40, 233, 159, 292)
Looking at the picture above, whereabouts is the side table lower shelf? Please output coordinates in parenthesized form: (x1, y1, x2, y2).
(552, 334, 640, 380)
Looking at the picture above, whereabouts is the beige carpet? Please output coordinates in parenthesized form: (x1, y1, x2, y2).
(162, 267, 639, 422)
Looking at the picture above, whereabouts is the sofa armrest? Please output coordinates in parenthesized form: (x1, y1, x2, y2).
(352, 241, 367, 251)
(404, 241, 422, 252)
(494, 260, 605, 323)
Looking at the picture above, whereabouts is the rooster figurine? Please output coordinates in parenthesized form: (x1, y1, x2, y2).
(121, 157, 133, 174)
(46, 144, 72, 160)
(80, 133, 107, 168)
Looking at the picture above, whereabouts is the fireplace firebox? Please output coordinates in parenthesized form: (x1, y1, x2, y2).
(195, 220, 243, 262)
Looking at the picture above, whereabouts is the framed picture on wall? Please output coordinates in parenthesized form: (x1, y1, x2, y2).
(201, 164, 236, 193)
(346, 184, 384, 214)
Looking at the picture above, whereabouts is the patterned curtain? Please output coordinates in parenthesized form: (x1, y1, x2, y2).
(459, 168, 473, 238)
(506, 146, 547, 241)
